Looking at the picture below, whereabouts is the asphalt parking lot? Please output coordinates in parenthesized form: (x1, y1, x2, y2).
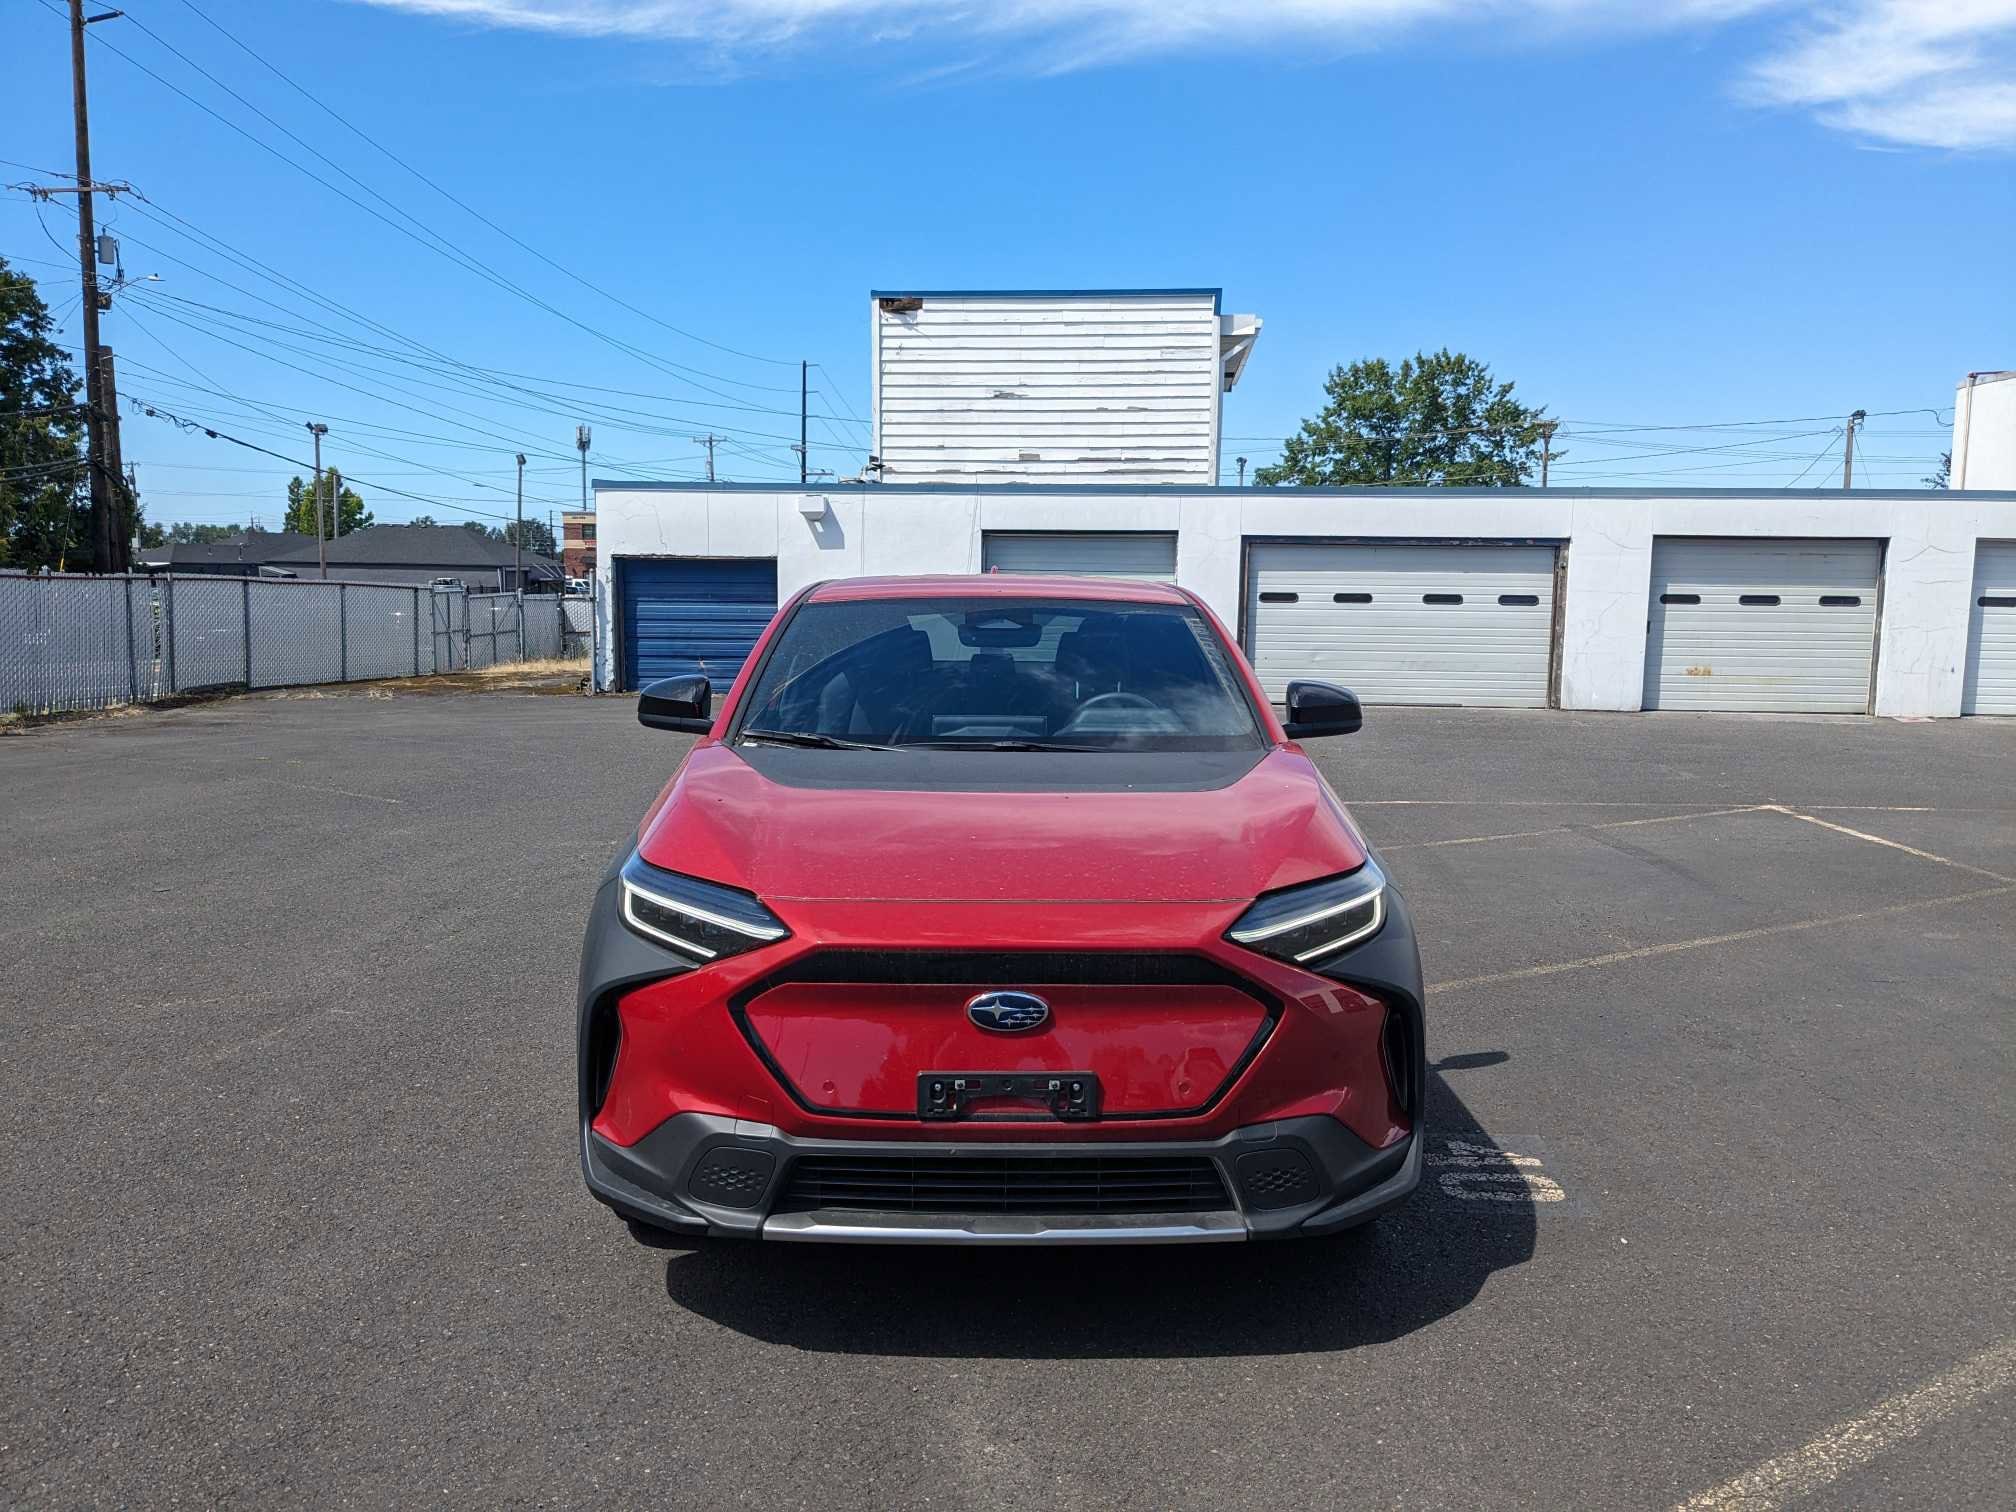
(4, 691, 2012, 1509)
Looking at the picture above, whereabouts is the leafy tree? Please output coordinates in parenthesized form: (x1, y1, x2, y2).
(461, 519, 494, 537)
(284, 469, 372, 536)
(1925, 452, 1950, 489)
(137, 519, 166, 549)
(1257, 350, 1550, 488)
(0, 257, 87, 569)
(503, 517, 557, 556)
(168, 520, 242, 545)
(405, 513, 438, 528)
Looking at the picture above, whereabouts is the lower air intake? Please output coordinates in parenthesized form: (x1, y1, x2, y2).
(777, 1154, 1231, 1216)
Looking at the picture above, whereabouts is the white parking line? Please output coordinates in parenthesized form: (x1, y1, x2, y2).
(1673, 1338, 2016, 1510)
(1381, 805, 1770, 853)
(1425, 1140, 1566, 1203)
(1765, 805, 2016, 885)
(1426, 884, 2016, 995)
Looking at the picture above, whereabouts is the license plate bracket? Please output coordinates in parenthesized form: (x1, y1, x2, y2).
(917, 1071, 1101, 1121)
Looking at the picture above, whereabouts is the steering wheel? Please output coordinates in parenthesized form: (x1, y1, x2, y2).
(1072, 691, 1158, 713)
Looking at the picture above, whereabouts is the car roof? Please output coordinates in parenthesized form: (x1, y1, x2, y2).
(805, 574, 1191, 605)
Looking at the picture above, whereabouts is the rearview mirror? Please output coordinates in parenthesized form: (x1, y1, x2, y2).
(1282, 680, 1363, 739)
(638, 674, 713, 734)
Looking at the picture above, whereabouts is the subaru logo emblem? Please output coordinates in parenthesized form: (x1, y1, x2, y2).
(966, 990, 1050, 1033)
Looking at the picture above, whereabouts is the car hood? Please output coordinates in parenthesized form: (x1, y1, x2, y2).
(635, 744, 1368, 904)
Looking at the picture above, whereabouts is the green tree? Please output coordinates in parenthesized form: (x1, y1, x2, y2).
(503, 517, 557, 556)
(461, 519, 496, 537)
(1925, 452, 1950, 489)
(1256, 350, 1550, 488)
(284, 470, 372, 536)
(169, 521, 242, 545)
(405, 513, 438, 528)
(0, 256, 87, 569)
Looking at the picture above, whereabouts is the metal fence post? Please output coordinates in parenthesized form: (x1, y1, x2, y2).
(162, 577, 177, 694)
(338, 583, 348, 682)
(122, 578, 138, 702)
(412, 587, 421, 674)
(242, 578, 253, 688)
(518, 591, 526, 663)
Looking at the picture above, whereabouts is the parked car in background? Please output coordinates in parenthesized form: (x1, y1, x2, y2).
(578, 575, 1424, 1246)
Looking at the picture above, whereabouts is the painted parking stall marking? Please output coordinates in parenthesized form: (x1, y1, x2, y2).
(1427, 1139, 1565, 1204)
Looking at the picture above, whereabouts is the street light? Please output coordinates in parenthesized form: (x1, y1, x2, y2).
(306, 422, 329, 579)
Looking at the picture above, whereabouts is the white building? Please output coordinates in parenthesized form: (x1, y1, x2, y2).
(870, 289, 1260, 486)
(1952, 371, 2016, 490)
(592, 292, 2016, 718)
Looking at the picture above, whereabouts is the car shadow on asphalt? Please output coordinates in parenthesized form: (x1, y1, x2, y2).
(658, 1057, 1532, 1357)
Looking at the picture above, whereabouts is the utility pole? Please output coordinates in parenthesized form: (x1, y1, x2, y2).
(99, 348, 127, 557)
(1236, 456, 1248, 487)
(1539, 421, 1559, 488)
(800, 360, 809, 485)
(692, 434, 719, 483)
(306, 422, 328, 579)
(514, 452, 526, 594)
(68, 0, 116, 570)
(1842, 409, 1866, 489)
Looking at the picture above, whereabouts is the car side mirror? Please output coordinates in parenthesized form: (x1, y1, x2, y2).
(1282, 680, 1363, 739)
(638, 674, 713, 734)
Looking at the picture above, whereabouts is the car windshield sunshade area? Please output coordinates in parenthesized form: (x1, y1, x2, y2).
(735, 597, 1265, 751)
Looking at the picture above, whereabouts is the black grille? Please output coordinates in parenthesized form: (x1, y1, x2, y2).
(777, 1154, 1231, 1216)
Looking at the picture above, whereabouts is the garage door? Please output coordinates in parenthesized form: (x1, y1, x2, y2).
(981, 532, 1178, 580)
(1644, 538, 1880, 713)
(619, 557, 778, 691)
(1244, 543, 1558, 705)
(1963, 541, 2016, 715)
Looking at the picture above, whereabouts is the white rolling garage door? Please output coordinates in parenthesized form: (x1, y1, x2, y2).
(1244, 543, 1558, 706)
(981, 531, 1178, 580)
(1644, 538, 1880, 713)
(1963, 541, 2016, 715)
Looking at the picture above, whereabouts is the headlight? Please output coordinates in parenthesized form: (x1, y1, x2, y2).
(1225, 859, 1387, 965)
(618, 853, 789, 963)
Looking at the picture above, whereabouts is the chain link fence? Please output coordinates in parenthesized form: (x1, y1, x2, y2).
(1, 573, 586, 716)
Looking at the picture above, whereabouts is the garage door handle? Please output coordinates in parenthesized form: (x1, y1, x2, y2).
(1260, 591, 1299, 604)
(1498, 594, 1539, 607)
(1659, 593, 1701, 605)
(1819, 595, 1862, 607)
(1423, 593, 1463, 605)
(1981, 596, 2016, 608)
(1333, 592, 1372, 604)
(1739, 594, 1782, 606)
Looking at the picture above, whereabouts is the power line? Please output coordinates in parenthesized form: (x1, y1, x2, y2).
(55, 1, 805, 410)
(166, 0, 799, 372)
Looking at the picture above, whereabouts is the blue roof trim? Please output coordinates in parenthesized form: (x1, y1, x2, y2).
(871, 288, 1224, 314)
(593, 480, 2016, 501)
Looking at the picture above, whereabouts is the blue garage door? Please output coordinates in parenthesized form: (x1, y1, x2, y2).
(620, 557, 779, 690)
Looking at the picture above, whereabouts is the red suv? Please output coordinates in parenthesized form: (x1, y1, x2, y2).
(579, 576, 1424, 1245)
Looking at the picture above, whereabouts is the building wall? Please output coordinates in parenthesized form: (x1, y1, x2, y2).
(591, 483, 2016, 717)
(871, 291, 1225, 486)
(1952, 372, 2016, 490)
(562, 510, 596, 580)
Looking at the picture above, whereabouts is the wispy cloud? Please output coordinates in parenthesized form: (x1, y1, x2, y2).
(1744, 1, 2016, 150)
(351, 0, 2016, 149)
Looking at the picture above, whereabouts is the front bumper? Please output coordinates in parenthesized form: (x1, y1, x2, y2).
(577, 842, 1428, 1245)
(583, 1110, 1421, 1244)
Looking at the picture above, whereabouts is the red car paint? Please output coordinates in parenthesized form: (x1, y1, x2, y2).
(594, 576, 1406, 1160)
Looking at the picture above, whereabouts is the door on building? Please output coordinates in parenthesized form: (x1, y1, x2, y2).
(980, 531, 1178, 580)
(618, 557, 779, 691)
(1963, 541, 2016, 715)
(1643, 538, 1881, 713)
(1243, 542, 1558, 706)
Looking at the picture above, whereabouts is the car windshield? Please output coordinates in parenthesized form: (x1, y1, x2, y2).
(735, 596, 1264, 751)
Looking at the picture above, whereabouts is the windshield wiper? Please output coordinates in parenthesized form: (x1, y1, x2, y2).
(903, 738, 1097, 752)
(738, 728, 898, 751)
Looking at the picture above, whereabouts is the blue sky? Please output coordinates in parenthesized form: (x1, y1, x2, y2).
(4, 0, 2012, 529)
